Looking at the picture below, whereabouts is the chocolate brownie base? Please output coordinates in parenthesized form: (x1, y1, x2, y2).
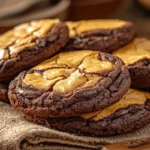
(8, 51, 131, 118)
(128, 58, 150, 88)
(0, 83, 8, 103)
(65, 20, 136, 52)
(113, 38, 150, 88)
(0, 20, 69, 82)
(23, 104, 150, 136)
(23, 89, 150, 136)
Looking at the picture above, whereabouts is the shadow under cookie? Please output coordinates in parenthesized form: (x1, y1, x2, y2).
(0, 83, 8, 103)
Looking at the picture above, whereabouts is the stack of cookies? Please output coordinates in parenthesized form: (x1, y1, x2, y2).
(0, 18, 150, 137)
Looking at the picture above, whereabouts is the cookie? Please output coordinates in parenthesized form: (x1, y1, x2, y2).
(8, 50, 131, 118)
(113, 38, 150, 88)
(0, 83, 8, 103)
(23, 89, 150, 137)
(0, 19, 69, 82)
(64, 19, 136, 52)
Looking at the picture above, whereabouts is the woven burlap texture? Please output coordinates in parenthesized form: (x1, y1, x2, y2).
(0, 101, 150, 150)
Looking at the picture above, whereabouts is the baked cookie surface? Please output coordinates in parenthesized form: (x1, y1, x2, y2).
(113, 38, 150, 88)
(64, 19, 136, 52)
(23, 89, 150, 137)
(0, 19, 69, 82)
(8, 50, 131, 118)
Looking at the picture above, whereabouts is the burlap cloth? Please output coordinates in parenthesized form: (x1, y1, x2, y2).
(0, 101, 150, 150)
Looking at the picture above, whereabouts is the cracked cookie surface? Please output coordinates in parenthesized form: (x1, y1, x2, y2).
(8, 50, 131, 118)
(113, 38, 150, 88)
(64, 19, 136, 52)
(0, 19, 69, 82)
(23, 89, 150, 136)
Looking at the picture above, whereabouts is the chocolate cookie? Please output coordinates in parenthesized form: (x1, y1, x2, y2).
(64, 19, 136, 52)
(113, 38, 150, 88)
(23, 89, 150, 137)
(8, 50, 131, 118)
(0, 19, 69, 82)
(0, 83, 8, 103)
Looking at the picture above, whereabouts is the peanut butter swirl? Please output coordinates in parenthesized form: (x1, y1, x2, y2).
(82, 89, 150, 121)
(113, 38, 150, 65)
(23, 50, 114, 94)
(67, 19, 126, 37)
(0, 19, 59, 60)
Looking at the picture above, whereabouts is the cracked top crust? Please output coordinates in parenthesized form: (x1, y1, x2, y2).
(23, 88, 150, 136)
(0, 19, 69, 82)
(81, 88, 150, 121)
(64, 19, 136, 53)
(67, 19, 126, 37)
(0, 19, 59, 60)
(23, 50, 114, 93)
(9, 50, 131, 117)
(112, 38, 150, 65)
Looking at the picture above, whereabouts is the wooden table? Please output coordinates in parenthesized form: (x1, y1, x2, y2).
(103, 138, 150, 150)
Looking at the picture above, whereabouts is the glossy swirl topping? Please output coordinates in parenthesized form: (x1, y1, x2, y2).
(0, 19, 59, 60)
(23, 50, 114, 93)
(67, 19, 126, 37)
(113, 38, 150, 65)
(82, 89, 150, 121)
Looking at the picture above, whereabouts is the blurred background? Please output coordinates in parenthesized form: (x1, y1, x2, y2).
(0, 0, 150, 37)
